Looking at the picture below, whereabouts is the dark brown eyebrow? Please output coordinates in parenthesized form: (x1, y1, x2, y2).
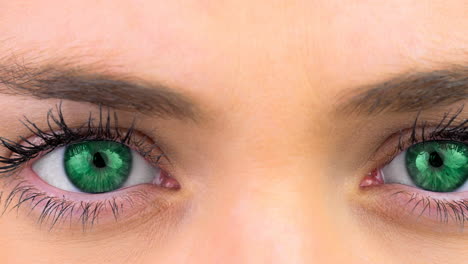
(0, 62, 198, 120)
(338, 65, 468, 115)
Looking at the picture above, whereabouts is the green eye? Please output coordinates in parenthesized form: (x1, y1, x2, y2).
(405, 141, 468, 192)
(64, 141, 132, 193)
(33, 140, 158, 194)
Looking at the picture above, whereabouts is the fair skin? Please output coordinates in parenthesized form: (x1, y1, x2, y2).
(0, 1, 467, 263)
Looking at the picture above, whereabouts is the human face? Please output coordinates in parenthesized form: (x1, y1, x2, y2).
(0, 1, 466, 263)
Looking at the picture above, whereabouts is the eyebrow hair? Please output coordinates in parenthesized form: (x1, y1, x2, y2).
(0, 62, 198, 120)
(338, 65, 468, 115)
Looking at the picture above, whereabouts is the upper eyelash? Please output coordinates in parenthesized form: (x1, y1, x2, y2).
(0, 103, 163, 175)
(402, 104, 468, 149)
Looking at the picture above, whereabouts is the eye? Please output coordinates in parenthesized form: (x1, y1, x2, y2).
(32, 141, 158, 193)
(0, 106, 184, 231)
(382, 140, 468, 192)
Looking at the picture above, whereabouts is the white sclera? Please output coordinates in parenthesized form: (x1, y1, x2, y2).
(382, 149, 468, 192)
(32, 146, 159, 193)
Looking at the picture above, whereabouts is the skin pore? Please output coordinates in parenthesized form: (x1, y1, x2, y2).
(0, 0, 467, 263)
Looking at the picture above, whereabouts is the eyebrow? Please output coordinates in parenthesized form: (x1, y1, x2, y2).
(338, 65, 468, 115)
(0, 62, 198, 120)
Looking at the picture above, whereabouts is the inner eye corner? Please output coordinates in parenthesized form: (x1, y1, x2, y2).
(359, 168, 384, 188)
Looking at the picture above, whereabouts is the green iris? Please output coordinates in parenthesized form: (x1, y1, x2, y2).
(64, 141, 132, 193)
(405, 141, 468, 192)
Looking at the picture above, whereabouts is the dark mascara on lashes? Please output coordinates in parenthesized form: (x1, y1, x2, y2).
(0, 103, 165, 175)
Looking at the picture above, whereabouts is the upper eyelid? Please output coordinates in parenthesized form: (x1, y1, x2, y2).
(368, 121, 468, 173)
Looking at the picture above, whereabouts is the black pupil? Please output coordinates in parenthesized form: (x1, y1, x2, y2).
(428, 151, 444, 168)
(93, 152, 107, 168)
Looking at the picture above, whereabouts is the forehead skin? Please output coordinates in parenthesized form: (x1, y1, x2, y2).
(0, 1, 467, 264)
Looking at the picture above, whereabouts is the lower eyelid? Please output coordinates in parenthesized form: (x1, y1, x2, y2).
(2, 166, 176, 231)
(357, 184, 468, 233)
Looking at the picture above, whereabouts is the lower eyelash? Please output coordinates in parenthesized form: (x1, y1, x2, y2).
(390, 190, 468, 228)
(0, 180, 151, 231)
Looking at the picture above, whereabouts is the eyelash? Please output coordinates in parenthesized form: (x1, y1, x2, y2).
(0, 181, 146, 231)
(390, 191, 468, 225)
(0, 104, 166, 231)
(368, 105, 468, 227)
(398, 105, 468, 151)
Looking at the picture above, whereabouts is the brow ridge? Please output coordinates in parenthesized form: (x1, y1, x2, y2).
(0, 62, 198, 120)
